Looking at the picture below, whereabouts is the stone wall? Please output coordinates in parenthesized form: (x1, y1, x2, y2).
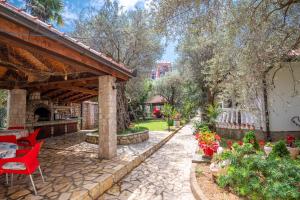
(7, 89, 27, 127)
(81, 101, 98, 130)
(117, 131, 149, 145)
(85, 130, 149, 145)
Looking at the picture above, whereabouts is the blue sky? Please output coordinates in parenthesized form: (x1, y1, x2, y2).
(8, 0, 177, 62)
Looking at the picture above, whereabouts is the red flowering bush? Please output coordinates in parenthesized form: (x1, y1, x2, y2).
(152, 107, 162, 118)
(227, 140, 233, 149)
(259, 140, 265, 148)
(286, 135, 296, 147)
(196, 130, 221, 157)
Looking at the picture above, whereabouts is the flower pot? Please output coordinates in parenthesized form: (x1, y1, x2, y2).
(173, 120, 180, 128)
(287, 147, 300, 159)
(264, 146, 273, 156)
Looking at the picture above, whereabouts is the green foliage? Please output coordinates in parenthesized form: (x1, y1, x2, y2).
(193, 120, 210, 134)
(167, 119, 174, 126)
(162, 103, 176, 119)
(25, 0, 64, 25)
(270, 140, 290, 158)
(155, 0, 300, 110)
(243, 131, 259, 150)
(180, 100, 196, 121)
(153, 72, 183, 106)
(162, 103, 177, 131)
(216, 144, 300, 199)
(295, 140, 300, 148)
(0, 90, 7, 128)
(205, 104, 221, 130)
(0, 107, 6, 128)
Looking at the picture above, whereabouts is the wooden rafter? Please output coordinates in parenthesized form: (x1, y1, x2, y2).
(63, 93, 87, 102)
(0, 16, 131, 80)
(73, 95, 96, 103)
(42, 89, 64, 98)
(55, 85, 98, 95)
(0, 59, 37, 82)
(53, 91, 77, 100)
(9, 47, 50, 71)
(22, 76, 99, 88)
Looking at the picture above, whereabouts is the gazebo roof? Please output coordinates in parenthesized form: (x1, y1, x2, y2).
(0, 1, 133, 103)
(146, 95, 167, 104)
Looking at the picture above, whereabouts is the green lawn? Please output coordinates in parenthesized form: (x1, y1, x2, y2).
(134, 119, 169, 131)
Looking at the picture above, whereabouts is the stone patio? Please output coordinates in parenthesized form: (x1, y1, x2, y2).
(0, 130, 177, 200)
(101, 123, 197, 200)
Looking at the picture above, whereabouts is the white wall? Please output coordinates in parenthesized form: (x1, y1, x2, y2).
(267, 62, 300, 132)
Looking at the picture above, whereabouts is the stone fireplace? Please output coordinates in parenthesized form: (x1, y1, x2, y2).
(34, 107, 51, 122)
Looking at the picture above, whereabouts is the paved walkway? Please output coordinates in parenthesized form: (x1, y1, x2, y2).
(102, 123, 197, 200)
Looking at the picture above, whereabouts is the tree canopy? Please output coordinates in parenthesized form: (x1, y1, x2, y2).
(25, 0, 64, 25)
(152, 0, 300, 109)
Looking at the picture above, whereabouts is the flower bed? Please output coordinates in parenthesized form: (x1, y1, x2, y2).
(194, 163, 240, 200)
(192, 122, 300, 200)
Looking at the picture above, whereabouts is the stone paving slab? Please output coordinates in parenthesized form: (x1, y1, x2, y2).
(0, 130, 176, 200)
(100, 123, 197, 200)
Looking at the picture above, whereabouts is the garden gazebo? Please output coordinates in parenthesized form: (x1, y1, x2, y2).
(0, 1, 133, 159)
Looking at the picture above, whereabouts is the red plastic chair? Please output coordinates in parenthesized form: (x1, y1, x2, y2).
(17, 128, 41, 147)
(0, 135, 17, 144)
(0, 142, 44, 195)
(8, 126, 25, 130)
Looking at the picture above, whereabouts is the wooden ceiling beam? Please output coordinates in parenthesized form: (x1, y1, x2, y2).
(63, 93, 87, 102)
(53, 91, 78, 100)
(55, 85, 98, 95)
(22, 76, 99, 88)
(9, 47, 50, 71)
(42, 89, 64, 98)
(73, 95, 96, 103)
(0, 17, 131, 80)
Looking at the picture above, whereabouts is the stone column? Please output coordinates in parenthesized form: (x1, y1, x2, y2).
(98, 75, 117, 159)
(7, 89, 27, 127)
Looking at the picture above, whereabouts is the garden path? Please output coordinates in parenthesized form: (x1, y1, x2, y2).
(102, 122, 197, 200)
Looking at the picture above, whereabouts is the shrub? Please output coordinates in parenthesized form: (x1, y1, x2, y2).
(270, 140, 290, 158)
(193, 121, 210, 134)
(243, 130, 259, 149)
(216, 144, 300, 199)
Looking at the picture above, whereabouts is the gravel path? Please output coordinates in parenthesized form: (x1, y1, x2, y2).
(102, 122, 197, 200)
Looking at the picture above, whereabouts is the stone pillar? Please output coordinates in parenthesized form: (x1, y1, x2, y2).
(98, 75, 117, 159)
(7, 89, 27, 127)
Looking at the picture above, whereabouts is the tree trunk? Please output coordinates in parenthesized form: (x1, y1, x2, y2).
(116, 82, 131, 132)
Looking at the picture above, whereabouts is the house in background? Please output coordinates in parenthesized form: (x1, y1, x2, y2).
(151, 61, 172, 80)
(145, 95, 167, 118)
(216, 55, 300, 141)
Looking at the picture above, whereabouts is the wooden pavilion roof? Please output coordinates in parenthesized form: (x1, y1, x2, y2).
(0, 1, 133, 103)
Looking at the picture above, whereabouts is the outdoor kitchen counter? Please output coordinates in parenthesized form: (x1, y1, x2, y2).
(26, 120, 78, 139)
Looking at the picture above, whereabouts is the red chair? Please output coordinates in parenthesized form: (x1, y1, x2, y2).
(17, 128, 41, 147)
(0, 142, 44, 195)
(8, 126, 25, 130)
(0, 135, 17, 144)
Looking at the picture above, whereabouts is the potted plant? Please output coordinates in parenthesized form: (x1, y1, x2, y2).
(264, 142, 273, 156)
(286, 135, 299, 159)
(198, 131, 220, 157)
(173, 112, 181, 128)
